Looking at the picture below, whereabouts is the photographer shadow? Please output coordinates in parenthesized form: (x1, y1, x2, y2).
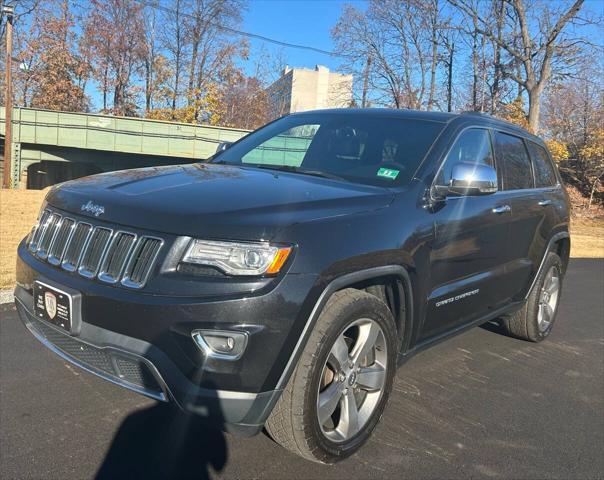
(96, 398, 228, 480)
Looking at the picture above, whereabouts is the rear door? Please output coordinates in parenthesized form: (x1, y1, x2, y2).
(493, 132, 548, 301)
(421, 128, 515, 341)
(523, 140, 563, 293)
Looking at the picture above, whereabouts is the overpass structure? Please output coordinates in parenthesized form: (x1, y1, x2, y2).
(0, 107, 248, 188)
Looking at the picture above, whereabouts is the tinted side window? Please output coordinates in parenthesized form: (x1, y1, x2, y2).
(436, 129, 494, 186)
(494, 132, 533, 190)
(527, 141, 558, 187)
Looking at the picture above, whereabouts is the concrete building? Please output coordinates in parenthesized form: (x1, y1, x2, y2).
(266, 65, 353, 117)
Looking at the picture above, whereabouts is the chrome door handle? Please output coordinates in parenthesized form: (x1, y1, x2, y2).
(492, 205, 511, 214)
(538, 199, 552, 207)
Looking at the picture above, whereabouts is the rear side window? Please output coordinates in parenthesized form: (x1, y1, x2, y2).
(494, 132, 533, 190)
(527, 142, 558, 187)
(435, 128, 494, 186)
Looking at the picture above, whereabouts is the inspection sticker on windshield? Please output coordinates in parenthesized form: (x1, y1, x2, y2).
(377, 168, 399, 180)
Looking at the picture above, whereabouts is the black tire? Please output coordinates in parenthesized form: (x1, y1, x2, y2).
(265, 288, 398, 463)
(502, 252, 563, 342)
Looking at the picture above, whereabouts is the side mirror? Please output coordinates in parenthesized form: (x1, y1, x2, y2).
(445, 162, 498, 196)
(215, 141, 232, 154)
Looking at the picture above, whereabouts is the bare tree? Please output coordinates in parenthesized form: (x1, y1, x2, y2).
(543, 64, 604, 207)
(185, 0, 243, 101)
(333, 0, 447, 110)
(143, 3, 158, 112)
(161, 0, 185, 116)
(84, 0, 146, 115)
(9, 0, 89, 111)
(448, 0, 585, 132)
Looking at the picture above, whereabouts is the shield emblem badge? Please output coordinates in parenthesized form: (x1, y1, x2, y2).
(44, 291, 57, 320)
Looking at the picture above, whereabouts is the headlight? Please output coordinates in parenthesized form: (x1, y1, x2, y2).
(182, 239, 292, 276)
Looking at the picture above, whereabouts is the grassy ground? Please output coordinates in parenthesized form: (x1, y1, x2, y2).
(1, 189, 603, 289)
(571, 218, 604, 258)
(0, 190, 47, 289)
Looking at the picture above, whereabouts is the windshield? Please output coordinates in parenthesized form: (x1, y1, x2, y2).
(211, 113, 445, 187)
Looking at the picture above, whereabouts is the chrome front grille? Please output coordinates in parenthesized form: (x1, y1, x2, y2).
(122, 237, 163, 288)
(99, 232, 136, 283)
(36, 212, 61, 259)
(79, 227, 112, 278)
(28, 209, 163, 288)
(29, 210, 51, 253)
(62, 223, 92, 271)
(48, 218, 75, 265)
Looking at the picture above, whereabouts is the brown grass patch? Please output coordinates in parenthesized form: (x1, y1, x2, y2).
(571, 217, 604, 258)
(0, 189, 602, 290)
(0, 189, 47, 289)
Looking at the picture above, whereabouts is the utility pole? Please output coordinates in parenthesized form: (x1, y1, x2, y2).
(2, 4, 14, 188)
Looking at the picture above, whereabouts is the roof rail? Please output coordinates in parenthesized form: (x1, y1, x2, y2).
(460, 110, 531, 132)
(460, 110, 493, 117)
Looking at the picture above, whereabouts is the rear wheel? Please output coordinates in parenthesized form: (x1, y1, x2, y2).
(266, 289, 398, 463)
(502, 252, 563, 342)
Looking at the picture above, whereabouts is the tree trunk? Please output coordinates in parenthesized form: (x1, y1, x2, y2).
(588, 178, 600, 209)
(102, 66, 108, 111)
(171, 0, 182, 117)
(471, 28, 479, 111)
(188, 28, 201, 104)
(361, 55, 372, 108)
(447, 43, 454, 112)
(527, 88, 541, 132)
(427, 1, 438, 111)
(145, 59, 152, 112)
(491, 0, 504, 113)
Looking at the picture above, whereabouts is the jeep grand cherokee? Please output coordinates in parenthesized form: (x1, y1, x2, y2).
(15, 109, 570, 463)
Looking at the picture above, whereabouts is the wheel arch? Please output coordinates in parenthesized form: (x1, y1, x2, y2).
(526, 230, 570, 300)
(275, 265, 415, 392)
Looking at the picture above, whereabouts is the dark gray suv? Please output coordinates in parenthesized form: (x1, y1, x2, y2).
(15, 109, 570, 463)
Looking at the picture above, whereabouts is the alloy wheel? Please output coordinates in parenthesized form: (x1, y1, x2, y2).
(538, 266, 560, 333)
(316, 318, 387, 443)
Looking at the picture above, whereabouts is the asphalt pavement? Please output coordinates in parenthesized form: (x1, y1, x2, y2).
(1, 259, 603, 479)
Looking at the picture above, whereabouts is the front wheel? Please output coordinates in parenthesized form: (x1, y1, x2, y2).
(266, 289, 398, 463)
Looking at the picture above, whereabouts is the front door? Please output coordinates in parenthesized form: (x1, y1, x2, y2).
(420, 128, 515, 341)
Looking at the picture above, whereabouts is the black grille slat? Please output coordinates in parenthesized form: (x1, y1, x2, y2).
(36, 213, 61, 259)
(99, 232, 136, 283)
(48, 218, 75, 265)
(79, 227, 112, 278)
(123, 238, 162, 288)
(62, 223, 93, 271)
(28, 209, 162, 288)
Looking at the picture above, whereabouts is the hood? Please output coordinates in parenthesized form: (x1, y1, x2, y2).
(47, 163, 395, 240)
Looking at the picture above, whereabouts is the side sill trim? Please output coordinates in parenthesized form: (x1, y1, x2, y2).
(401, 300, 524, 363)
(275, 265, 412, 391)
(525, 231, 570, 300)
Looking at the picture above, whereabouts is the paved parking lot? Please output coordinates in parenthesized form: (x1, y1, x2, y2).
(1, 259, 603, 479)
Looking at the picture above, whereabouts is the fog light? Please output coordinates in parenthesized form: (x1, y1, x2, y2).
(192, 330, 248, 360)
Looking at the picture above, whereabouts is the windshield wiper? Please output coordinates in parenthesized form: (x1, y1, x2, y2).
(253, 164, 346, 182)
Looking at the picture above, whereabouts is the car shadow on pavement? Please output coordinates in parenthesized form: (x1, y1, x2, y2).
(479, 319, 508, 336)
(96, 401, 227, 480)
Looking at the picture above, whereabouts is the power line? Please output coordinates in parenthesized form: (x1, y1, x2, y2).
(135, 0, 343, 58)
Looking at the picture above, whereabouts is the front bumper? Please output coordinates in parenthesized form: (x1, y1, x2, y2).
(15, 287, 275, 435)
(15, 242, 320, 436)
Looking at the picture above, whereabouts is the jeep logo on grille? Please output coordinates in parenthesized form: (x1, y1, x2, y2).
(81, 201, 105, 217)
